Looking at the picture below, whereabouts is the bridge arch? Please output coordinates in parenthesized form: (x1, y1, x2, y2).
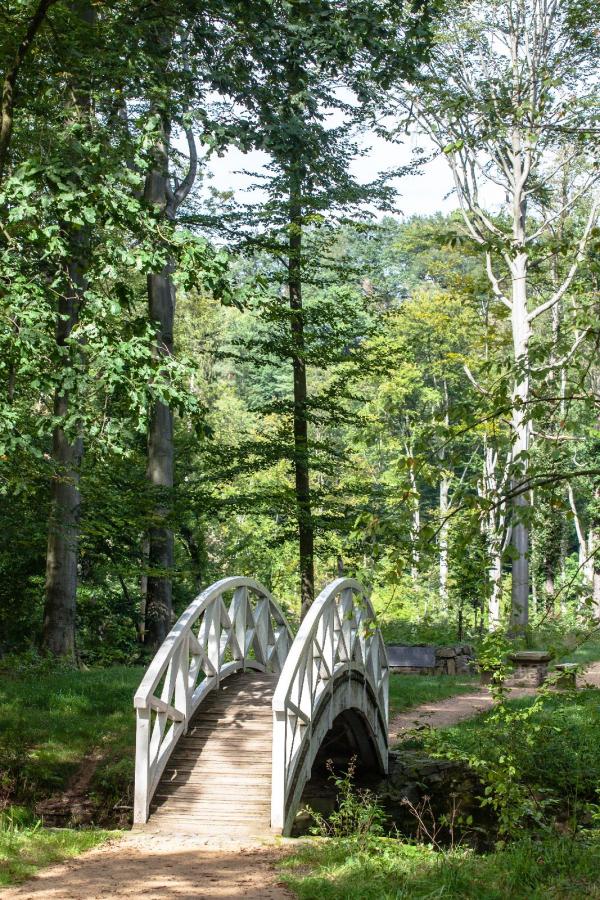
(133, 576, 293, 824)
(271, 578, 389, 835)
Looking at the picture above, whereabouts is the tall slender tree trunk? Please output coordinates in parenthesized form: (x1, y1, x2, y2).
(438, 380, 450, 607)
(439, 474, 449, 607)
(144, 115, 175, 648)
(488, 546, 503, 628)
(0, 0, 57, 182)
(509, 160, 531, 630)
(42, 262, 85, 657)
(481, 445, 504, 630)
(405, 441, 420, 579)
(593, 523, 600, 620)
(41, 2, 93, 657)
(289, 174, 314, 621)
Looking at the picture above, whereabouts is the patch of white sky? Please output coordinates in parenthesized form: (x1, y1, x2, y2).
(197, 127, 504, 220)
(184, 86, 503, 220)
(200, 133, 456, 217)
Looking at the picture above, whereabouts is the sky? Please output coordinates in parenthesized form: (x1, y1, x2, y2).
(203, 130, 462, 219)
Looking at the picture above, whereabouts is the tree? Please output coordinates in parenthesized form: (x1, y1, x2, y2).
(0, 0, 58, 183)
(141, 26, 199, 647)
(202, 0, 440, 617)
(387, 0, 600, 628)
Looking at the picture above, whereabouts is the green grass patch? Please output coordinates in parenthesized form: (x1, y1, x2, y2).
(280, 834, 600, 899)
(0, 820, 117, 886)
(558, 635, 600, 667)
(388, 673, 478, 717)
(0, 664, 143, 809)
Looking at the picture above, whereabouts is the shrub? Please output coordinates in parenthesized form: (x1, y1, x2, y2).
(307, 757, 387, 849)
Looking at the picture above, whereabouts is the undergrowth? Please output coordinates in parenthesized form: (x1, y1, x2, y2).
(0, 659, 142, 820)
(280, 833, 600, 899)
(0, 807, 117, 886)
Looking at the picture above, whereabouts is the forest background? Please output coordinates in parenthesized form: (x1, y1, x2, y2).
(1, 0, 599, 669)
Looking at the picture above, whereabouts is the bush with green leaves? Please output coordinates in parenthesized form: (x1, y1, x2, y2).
(423, 686, 600, 840)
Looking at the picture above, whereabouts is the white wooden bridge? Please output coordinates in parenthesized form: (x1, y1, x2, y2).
(133, 576, 389, 836)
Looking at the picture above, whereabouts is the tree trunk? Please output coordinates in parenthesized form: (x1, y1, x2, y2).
(591, 482, 600, 619)
(544, 562, 555, 612)
(438, 380, 450, 607)
(593, 534, 600, 620)
(439, 473, 449, 606)
(568, 483, 594, 588)
(405, 440, 420, 579)
(289, 176, 314, 620)
(41, 2, 93, 658)
(481, 443, 505, 630)
(145, 273, 175, 646)
(144, 128, 176, 646)
(509, 247, 531, 630)
(138, 536, 149, 643)
(42, 277, 84, 657)
(0, 0, 57, 182)
(488, 546, 502, 629)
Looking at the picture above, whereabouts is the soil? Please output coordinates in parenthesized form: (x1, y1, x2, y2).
(388, 684, 535, 742)
(35, 750, 105, 827)
(2, 833, 294, 900)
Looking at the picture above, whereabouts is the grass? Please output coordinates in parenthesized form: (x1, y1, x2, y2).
(421, 686, 600, 810)
(388, 673, 478, 717)
(0, 665, 139, 885)
(0, 664, 143, 810)
(558, 634, 600, 667)
(279, 834, 600, 899)
(0, 814, 117, 886)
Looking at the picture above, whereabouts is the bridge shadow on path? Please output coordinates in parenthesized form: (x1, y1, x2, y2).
(2, 838, 293, 900)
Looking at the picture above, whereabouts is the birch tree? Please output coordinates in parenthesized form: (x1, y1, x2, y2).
(388, 0, 600, 628)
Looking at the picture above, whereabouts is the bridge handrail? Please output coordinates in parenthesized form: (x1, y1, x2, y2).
(133, 575, 293, 824)
(271, 577, 389, 832)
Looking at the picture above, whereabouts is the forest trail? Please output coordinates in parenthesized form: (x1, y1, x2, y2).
(389, 659, 600, 743)
(1, 832, 293, 900)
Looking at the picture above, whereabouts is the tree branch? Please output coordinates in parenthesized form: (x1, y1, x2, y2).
(0, 0, 58, 182)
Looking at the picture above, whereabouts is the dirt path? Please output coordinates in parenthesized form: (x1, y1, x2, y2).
(2, 832, 293, 900)
(389, 659, 600, 743)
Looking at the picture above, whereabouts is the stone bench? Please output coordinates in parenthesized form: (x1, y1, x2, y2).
(506, 650, 551, 687)
(554, 663, 578, 689)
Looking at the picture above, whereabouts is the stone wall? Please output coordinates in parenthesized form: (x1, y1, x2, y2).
(435, 644, 475, 675)
(388, 643, 475, 676)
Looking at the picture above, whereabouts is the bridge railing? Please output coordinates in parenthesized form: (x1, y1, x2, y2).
(133, 576, 293, 824)
(271, 577, 389, 833)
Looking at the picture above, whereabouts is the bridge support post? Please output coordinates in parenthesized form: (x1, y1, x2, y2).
(271, 708, 286, 833)
(134, 707, 151, 824)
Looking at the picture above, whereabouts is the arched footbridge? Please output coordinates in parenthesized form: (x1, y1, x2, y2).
(134, 577, 389, 836)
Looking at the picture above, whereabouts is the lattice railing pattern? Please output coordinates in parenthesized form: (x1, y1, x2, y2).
(133, 576, 293, 824)
(271, 577, 389, 833)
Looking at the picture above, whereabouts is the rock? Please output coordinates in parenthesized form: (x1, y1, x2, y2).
(436, 647, 457, 659)
(455, 656, 470, 674)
